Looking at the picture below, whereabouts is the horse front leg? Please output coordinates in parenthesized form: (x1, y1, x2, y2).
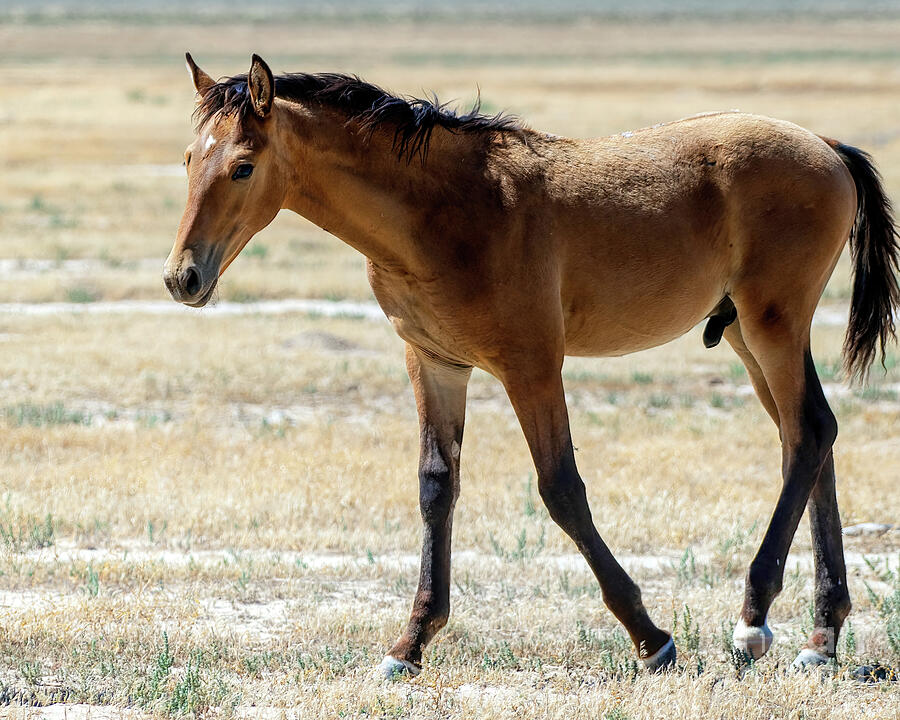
(378, 345, 471, 679)
(502, 365, 674, 671)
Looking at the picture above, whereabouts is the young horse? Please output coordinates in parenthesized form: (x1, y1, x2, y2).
(164, 54, 899, 677)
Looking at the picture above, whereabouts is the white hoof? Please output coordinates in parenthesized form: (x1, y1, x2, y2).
(792, 648, 830, 671)
(732, 617, 773, 660)
(376, 655, 420, 680)
(642, 636, 677, 672)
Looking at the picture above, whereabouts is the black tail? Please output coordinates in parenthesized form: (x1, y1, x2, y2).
(825, 139, 900, 382)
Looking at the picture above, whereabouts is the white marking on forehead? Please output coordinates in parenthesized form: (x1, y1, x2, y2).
(204, 135, 216, 151)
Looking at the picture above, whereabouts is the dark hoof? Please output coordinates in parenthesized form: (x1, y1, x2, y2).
(642, 637, 677, 673)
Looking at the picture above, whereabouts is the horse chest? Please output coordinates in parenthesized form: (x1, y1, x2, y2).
(368, 266, 475, 364)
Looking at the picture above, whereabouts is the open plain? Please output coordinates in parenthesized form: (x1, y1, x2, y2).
(0, 3, 899, 718)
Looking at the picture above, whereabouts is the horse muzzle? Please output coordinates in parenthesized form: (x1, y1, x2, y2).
(163, 254, 218, 307)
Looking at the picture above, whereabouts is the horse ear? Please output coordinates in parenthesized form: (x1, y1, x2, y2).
(248, 54, 275, 118)
(185, 52, 214, 95)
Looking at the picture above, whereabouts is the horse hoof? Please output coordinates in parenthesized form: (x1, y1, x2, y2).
(791, 648, 830, 671)
(642, 636, 677, 672)
(732, 617, 773, 660)
(376, 655, 421, 681)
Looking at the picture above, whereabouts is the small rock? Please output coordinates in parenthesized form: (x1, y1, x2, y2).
(842, 522, 894, 537)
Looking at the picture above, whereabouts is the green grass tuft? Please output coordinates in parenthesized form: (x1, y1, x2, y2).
(4, 402, 91, 427)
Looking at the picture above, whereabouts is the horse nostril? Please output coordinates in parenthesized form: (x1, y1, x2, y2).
(183, 266, 203, 297)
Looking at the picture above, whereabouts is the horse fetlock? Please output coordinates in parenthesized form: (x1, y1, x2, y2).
(824, 591, 852, 626)
(746, 560, 782, 609)
(835, 597, 853, 625)
(806, 625, 838, 656)
(733, 617, 774, 660)
(422, 607, 450, 635)
(410, 592, 450, 637)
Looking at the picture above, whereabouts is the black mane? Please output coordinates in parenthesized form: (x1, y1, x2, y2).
(195, 72, 522, 162)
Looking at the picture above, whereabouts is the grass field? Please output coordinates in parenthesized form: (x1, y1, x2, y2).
(1, 4, 899, 718)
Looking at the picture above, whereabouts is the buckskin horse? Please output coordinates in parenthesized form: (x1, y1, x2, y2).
(164, 54, 899, 677)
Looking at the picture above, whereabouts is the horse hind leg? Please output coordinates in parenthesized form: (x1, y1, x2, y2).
(724, 304, 846, 667)
(723, 319, 778, 425)
(723, 319, 778, 659)
(794, 451, 851, 669)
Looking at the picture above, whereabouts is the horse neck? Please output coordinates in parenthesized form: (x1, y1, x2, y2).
(277, 102, 466, 270)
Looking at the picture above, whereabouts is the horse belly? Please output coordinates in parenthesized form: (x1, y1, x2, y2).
(561, 259, 726, 357)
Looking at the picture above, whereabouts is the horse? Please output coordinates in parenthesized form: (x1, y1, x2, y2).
(164, 53, 899, 678)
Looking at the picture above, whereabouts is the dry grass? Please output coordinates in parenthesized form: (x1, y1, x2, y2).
(1, 8, 899, 719)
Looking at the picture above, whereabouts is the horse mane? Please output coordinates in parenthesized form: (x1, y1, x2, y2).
(194, 72, 522, 163)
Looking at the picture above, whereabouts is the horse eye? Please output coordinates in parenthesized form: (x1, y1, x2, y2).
(232, 164, 254, 181)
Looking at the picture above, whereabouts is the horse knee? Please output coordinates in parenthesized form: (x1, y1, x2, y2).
(537, 460, 587, 525)
(536, 472, 569, 509)
(418, 450, 457, 524)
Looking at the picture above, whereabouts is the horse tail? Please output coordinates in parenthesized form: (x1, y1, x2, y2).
(822, 138, 900, 382)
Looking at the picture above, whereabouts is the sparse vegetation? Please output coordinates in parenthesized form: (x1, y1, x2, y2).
(0, 505, 54, 551)
(863, 556, 900, 663)
(65, 287, 98, 303)
(4, 402, 91, 427)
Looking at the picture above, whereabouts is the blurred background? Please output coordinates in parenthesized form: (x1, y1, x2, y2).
(2, 1, 900, 303)
(0, 1, 898, 715)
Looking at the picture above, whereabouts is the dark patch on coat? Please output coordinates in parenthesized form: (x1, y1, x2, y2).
(761, 303, 782, 325)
